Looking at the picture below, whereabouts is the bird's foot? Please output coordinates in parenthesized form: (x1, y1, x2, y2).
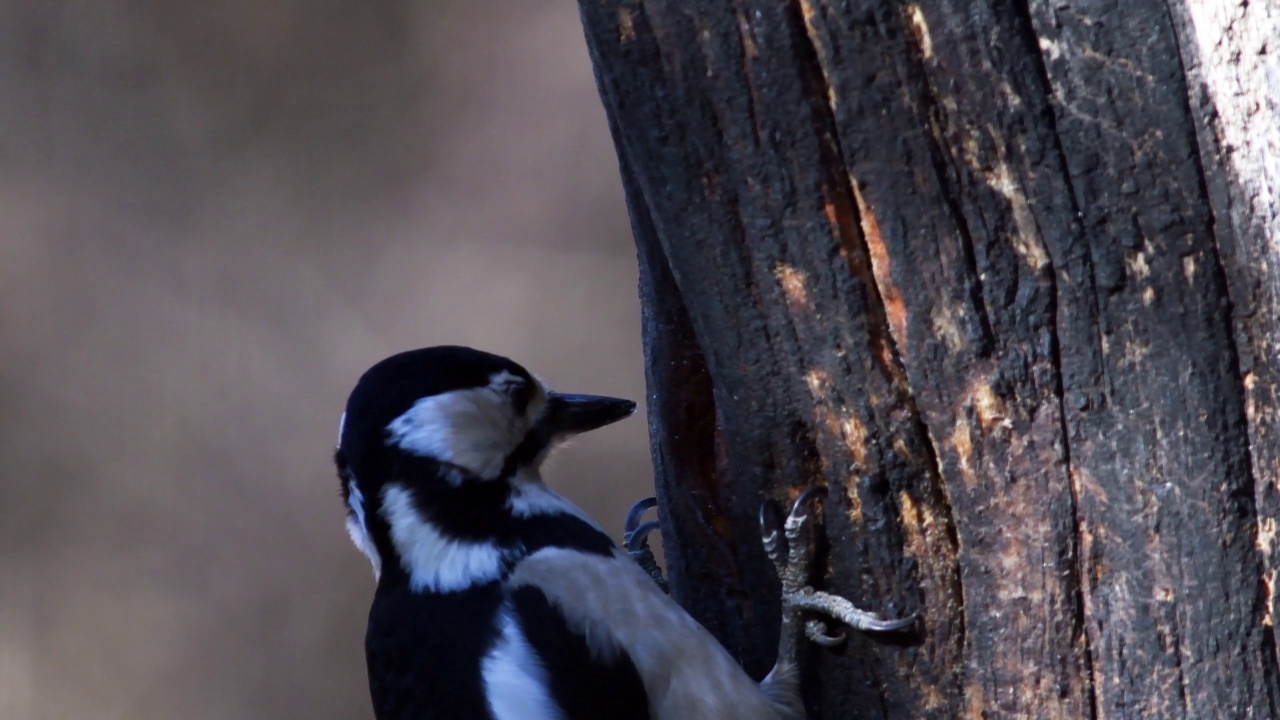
(760, 487, 914, 661)
(624, 496, 669, 594)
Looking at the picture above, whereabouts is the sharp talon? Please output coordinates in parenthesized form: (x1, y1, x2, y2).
(858, 612, 917, 633)
(768, 485, 912, 674)
(804, 619, 846, 647)
(624, 496, 657, 535)
(759, 499, 783, 540)
(622, 501, 668, 594)
(759, 499, 788, 561)
(624, 520, 661, 553)
(789, 486, 827, 520)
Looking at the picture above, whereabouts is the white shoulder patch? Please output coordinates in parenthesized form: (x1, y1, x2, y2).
(507, 548, 782, 720)
(385, 373, 529, 480)
(482, 607, 566, 720)
(507, 468, 603, 531)
(345, 479, 381, 580)
(381, 484, 508, 593)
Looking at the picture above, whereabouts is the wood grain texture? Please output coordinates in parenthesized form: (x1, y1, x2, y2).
(1168, 0, 1280, 680)
(580, 0, 1280, 717)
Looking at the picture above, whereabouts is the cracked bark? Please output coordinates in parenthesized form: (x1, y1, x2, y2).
(580, 0, 1280, 718)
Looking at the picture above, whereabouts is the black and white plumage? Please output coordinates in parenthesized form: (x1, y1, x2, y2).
(335, 346, 802, 720)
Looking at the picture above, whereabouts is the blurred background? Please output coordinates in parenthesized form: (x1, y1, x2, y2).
(0, 1, 648, 717)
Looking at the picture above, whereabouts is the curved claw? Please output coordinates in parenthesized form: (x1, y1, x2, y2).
(857, 612, 918, 633)
(759, 498, 787, 558)
(624, 520, 662, 553)
(789, 486, 827, 520)
(759, 498, 783, 536)
(623, 513, 668, 594)
(624, 496, 658, 535)
(811, 632, 847, 647)
(804, 619, 847, 647)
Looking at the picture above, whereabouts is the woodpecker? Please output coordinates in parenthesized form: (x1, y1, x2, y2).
(334, 345, 912, 720)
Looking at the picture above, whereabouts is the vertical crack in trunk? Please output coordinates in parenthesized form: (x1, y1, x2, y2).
(897, 3, 1095, 713)
(1006, 0, 1102, 715)
(789, 0, 966, 714)
(1019, 0, 1279, 712)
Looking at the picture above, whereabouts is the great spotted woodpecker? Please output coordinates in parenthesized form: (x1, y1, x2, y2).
(334, 345, 912, 720)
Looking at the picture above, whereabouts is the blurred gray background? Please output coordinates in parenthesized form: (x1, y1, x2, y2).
(0, 2, 649, 717)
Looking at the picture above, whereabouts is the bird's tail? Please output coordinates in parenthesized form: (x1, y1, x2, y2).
(759, 660, 805, 720)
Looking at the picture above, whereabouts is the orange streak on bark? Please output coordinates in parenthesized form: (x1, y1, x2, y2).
(852, 181, 908, 364)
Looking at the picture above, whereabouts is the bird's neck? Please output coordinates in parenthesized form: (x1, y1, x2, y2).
(377, 465, 614, 596)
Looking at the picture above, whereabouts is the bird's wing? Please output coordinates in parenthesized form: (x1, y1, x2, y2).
(496, 583, 651, 720)
(506, 547, 784, 720)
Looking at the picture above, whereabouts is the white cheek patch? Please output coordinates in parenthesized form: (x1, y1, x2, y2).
(337, 412, 346, 446)
(482, 608, 564, 720)
(345, 480, 381, 580)
(381, 484, 509, 593)
(385, 373, 530, 480)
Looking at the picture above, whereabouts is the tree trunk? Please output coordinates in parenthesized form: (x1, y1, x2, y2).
(578, 1, 1280, 718)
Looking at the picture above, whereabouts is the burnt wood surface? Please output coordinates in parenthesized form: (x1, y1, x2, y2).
(580, 1, 1280, 718)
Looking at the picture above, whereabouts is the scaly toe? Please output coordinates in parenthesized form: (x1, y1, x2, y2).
(768, 485, 915, 674)
(780, 487, 826, 594)
(786, 587, 916, 633)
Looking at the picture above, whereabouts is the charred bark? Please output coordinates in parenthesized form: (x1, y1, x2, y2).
(580, 1, 1280, 718)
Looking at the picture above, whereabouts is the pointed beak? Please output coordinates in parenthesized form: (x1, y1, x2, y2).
(539, 392, 636, 437)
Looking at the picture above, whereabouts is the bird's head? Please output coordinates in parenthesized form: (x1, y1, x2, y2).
(334, 345, 635, 582)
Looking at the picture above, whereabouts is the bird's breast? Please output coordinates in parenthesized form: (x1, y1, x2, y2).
(365, 582, 506, 720)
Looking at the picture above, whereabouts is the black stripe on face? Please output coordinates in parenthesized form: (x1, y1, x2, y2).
(509, 585, 651, 720)
(398, 471, 618, 560)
